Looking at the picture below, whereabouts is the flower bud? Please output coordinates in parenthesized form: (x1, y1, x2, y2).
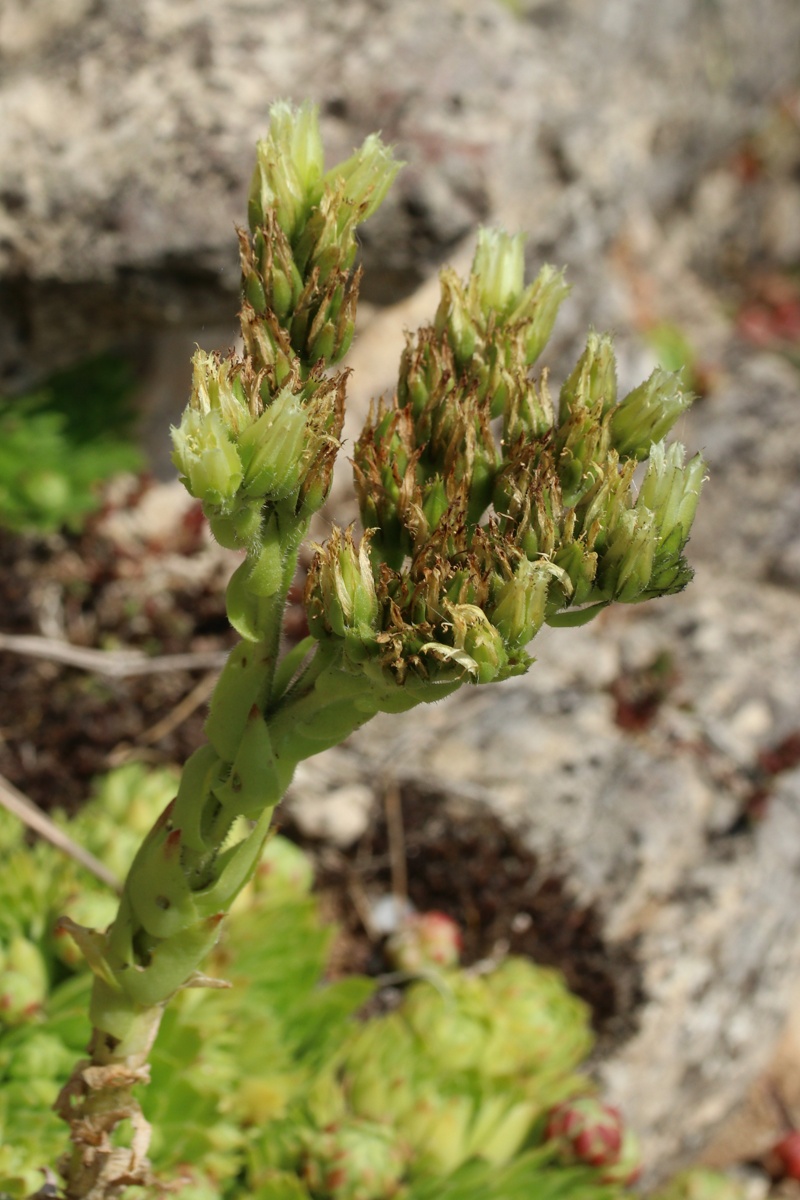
(598, 508, 658, 602)
(551, 540, 597, 609)
(171, 409, 244, 506)
(637, 441, 706, 554)
(610, 368, 691, 460)
(490, 558, 565, 648)
(188, 349, 250, 436)
(249, 100, 324, 238)
(306, 528, 379, 643)
(238, 387, 308, 500)
(419, 477, 450, 541)
(513, 264, 571, 365)
(435, 269, 479, 366)
(324, 133, 403, 225)
(471, 228, 526, 319)
(448, 603, 508, 685)
(560, 331, 617, 419)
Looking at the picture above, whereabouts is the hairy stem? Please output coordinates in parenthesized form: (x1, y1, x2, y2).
(53, 646, 386, 1198)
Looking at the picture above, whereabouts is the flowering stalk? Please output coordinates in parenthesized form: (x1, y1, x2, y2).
(52, 102, 704, 1199)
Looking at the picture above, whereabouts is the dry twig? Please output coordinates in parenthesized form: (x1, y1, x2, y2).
(0, 773, 122, 892)
(0, 631, 228, 678)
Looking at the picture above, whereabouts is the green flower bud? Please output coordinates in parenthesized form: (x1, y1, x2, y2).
(471, 228, 526, 318)
(244, 269, 269, 315)
(324, 133, 403, 225)
(449, 603, 509, 685)
(238, 387, 308, 500)
(577, 454, 637, 548)
(307, 318, 336, 367)
(306, 528, 379, 644)
(171, 408, 244, 505)
(560, 331, 618, 419)
(512, 264, 571, 365)
(249, 101, 324, 238)
(435, 269, 479, 366)
(551, 540, 597, 609)
(637, 441, 706, 553)
(598, 508, 658, 602)
(397, 1088, 475, 1175)
(188, 348, 250, 436)
(302, 1118, 407, 1200)
(502, 368, 555, 438)
(420, 476, 450, 540)
(334, 285, 358, 363)
(610, 367, 691, 460)
(491, 558, 566, 647)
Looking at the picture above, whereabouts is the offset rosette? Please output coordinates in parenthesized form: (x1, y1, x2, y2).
(301, 1118, 408, 1200)
(545, 1096, 643, 1185)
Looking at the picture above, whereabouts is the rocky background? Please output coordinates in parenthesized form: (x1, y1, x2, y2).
(2, 0, 800, 1183)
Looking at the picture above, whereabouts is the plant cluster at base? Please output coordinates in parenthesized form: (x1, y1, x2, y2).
(52, 99, 705, 1198)
(1, 767, 748, 1200)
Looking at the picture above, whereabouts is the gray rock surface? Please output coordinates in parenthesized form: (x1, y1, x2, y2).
(2, 0, 799, 385)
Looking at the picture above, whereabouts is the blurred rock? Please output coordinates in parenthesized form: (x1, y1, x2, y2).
(1, 0, 799, 385)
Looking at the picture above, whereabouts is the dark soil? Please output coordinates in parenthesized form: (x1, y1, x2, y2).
(0, 500, 235, 814)
(0, 496, 642, 1046)
(285, 784, 643, 1049)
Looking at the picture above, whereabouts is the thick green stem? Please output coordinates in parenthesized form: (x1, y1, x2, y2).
(53, 644, 409, 1198)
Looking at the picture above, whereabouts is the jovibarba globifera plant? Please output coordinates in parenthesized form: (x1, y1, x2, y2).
(53, 100, 705, 1198)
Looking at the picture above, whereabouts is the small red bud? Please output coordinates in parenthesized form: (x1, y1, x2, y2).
(545, 1098, 628, 1170)
(385, 910, 463, 972)
(774, 1130, 800, 1180)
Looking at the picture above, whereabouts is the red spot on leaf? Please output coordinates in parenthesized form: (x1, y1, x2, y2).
(164, 828, 182, 859)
